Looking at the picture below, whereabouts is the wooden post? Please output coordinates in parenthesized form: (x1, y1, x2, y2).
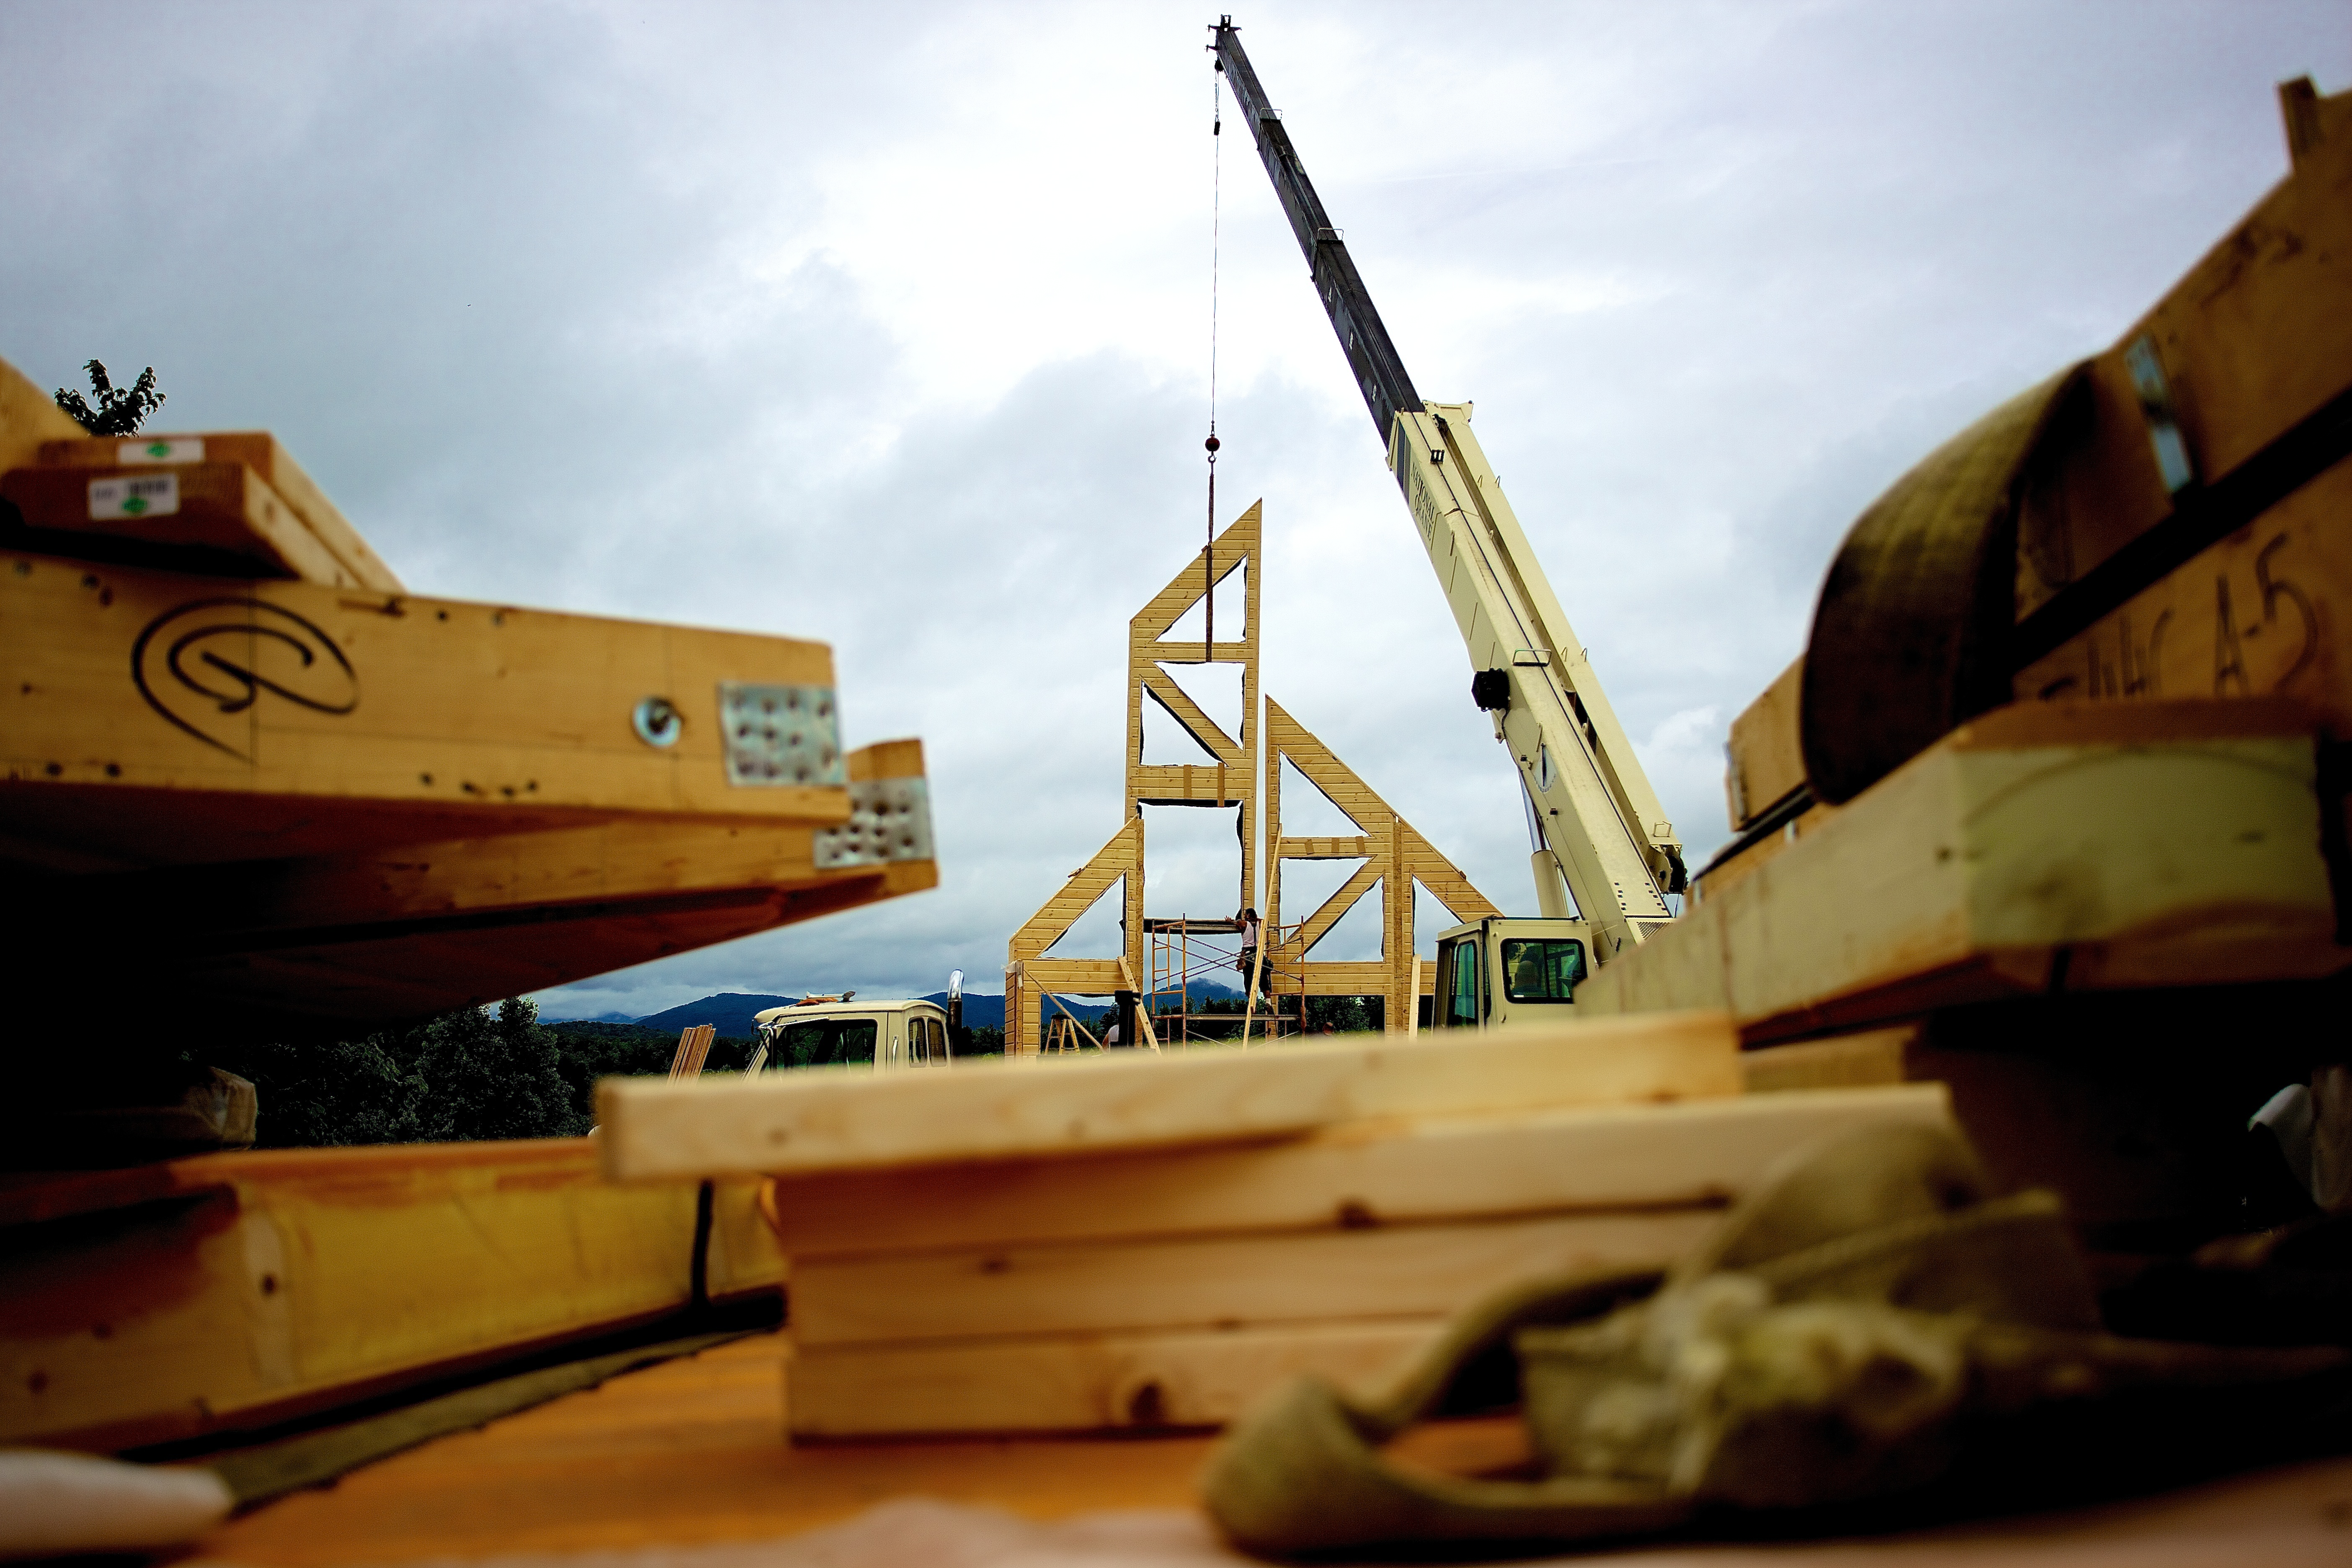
(667, 1024, 715, 1081)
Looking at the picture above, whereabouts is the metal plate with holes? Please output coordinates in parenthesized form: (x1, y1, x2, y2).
(719, 683, 843, 787)
(814, 778, 935, 868)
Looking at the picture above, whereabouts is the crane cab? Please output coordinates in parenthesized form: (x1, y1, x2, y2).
(750, 997, 954, 1072)
(1429, 917, 1592, 1031)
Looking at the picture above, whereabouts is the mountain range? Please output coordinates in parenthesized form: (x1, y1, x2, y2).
(596, 982, 1246, 1041)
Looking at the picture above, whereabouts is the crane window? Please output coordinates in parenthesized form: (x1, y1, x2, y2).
(1441, 938, 1481, 1027)
(774, 1019, 877, 1067)
(1501, 939, 1586, 1003)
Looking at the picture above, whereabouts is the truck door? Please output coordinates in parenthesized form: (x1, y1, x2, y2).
(1435, 935, 1483, 1028)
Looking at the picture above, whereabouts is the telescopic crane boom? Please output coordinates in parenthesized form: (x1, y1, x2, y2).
(1210, 17, 1685, 963)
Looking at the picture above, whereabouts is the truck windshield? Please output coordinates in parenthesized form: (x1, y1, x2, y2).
(1501, 939, 1586, 1003)
(772, 1019, 877, 1067)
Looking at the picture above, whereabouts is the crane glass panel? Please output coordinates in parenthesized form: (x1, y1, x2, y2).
(1501, 938, 1587, 1003)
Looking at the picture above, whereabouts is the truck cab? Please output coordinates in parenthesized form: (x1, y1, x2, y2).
(1429, 917, 1593, 1030)
(750, 997, 954, 1071)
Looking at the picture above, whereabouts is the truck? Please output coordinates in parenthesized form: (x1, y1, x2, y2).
(1210, 18, 1686, 1025)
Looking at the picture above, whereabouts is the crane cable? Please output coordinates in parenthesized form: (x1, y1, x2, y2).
(1204, 49, 1222, 661)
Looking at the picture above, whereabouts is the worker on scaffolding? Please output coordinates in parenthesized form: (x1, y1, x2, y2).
(1235, 907, 1263, 1001)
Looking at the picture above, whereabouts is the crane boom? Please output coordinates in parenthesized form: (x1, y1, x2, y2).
(1210, 17, 1685, 961)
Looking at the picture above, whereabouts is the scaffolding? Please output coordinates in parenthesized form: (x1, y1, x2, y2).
(1144, 917, 1306, 1044)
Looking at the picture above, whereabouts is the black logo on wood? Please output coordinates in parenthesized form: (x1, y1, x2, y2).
(132, 597, 358, 759)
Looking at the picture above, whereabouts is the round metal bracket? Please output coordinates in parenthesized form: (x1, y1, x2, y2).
(632, 696, 682, 748)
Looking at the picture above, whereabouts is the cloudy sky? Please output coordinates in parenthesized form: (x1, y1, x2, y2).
(5, 1, 2342, 1019)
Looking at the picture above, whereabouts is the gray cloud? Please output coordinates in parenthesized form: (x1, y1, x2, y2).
(5, 1, 2342, 1019)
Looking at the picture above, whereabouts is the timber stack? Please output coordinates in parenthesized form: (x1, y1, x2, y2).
(0, 348, 923, 1444)
(600, 1014, 1949, 1436)
(1586, 76, 2352, 1256)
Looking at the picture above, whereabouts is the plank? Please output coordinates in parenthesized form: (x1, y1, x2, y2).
(0, 1139, 781, 1452)
(3, 462, 361, 589)
(788, 1208, 1720, 1346)
(35, 431, 403, 592)
(2016, 459, 2352, 732)
(1725, 656, 1805, 829)
(757, 1084, 1950, 1257)
(787, 1320, 1435, 1438)
(1582, 699, 2341, 1041)
(598, 1008, 1740, 1180)
(2, 548, 844, 826)
(1689, 793, 1842, 908)
(8, 740, 929, 1024)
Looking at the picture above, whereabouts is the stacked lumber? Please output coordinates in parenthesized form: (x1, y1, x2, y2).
(0, 354, 937, 1036)
(1595, 698, 2341, 1044)
(598, 1015, 1953, 1438)
(1628, 81, 2352, 1240)
(3, 430, 402, 592)
(0, 1139, 783, 1452)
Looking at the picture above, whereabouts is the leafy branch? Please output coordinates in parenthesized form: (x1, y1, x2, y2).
(54, 359, 166, 436)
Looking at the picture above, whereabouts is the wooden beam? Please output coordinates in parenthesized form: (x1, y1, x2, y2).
(1725, 656, 1806, 831)
(598, 1009, 1740, 1179)
(758, 1084, 1949, 1257)
(1277, 836, 1372, 859)
(1007, 818, 1139, 963)
(1582, 700, 2342, 1041)
(1127, 505, 1260, 643)
(6, 740, 932, 1023)
(3, 550, 845, 826)
(1131, 765, 1247, 806)
(1282, 854, 1383, 958)
(34, 430, 404, 593)
(3, 462, 362, 589)
(0, 1140, 781, 1452)
(1139, 672, 1241, 766)
(1023, 959, 1124, 990)
(791, 1208, 1721, 1347)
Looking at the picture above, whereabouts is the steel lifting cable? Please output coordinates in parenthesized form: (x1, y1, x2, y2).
(1204, 43, 1223, 661)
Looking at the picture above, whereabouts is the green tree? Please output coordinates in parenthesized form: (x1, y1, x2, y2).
(54, 360, 165, 436)
(204, 998, 586, 1147)
(407, 998, 577, 1142)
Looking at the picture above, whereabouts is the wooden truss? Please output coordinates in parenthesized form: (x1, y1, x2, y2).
(1006, 500, 1493, 1050)
(1264, 699, 1498, 1031)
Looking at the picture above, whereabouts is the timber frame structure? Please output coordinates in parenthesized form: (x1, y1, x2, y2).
(1005, 502, 1495, 1052)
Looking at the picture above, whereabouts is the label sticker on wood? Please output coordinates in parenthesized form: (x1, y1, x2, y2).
(87, 474, 180, 519)
(116, 438, 204, 465)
